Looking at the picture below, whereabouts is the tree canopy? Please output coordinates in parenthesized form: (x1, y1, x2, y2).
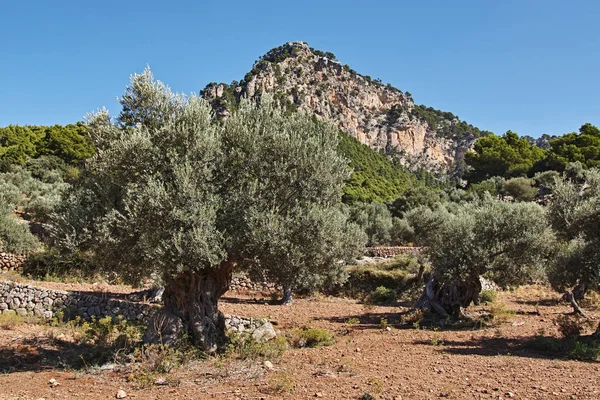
(547, 167, 600, 296)
(412, 197, 553, 316)
(535, 123, 600, 172)
(465, 131, 546, 182)
(0, 123, 94, 167)
(55, 68, 363, 350)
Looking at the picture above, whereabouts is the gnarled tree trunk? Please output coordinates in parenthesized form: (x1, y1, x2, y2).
(281, 286, 293, 305)
(563, 289, 587, 317)
(143, 261, 235, 352)
(414, 273, 482, 319)
(572, 281, 586, 301)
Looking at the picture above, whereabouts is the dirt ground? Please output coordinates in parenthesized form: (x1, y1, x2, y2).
(0, 282, 599, 400)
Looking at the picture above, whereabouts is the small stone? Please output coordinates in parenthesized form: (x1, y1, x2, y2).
(116, 389, 127, 399)
(154, 377, 168, 385)
(315, 393, 324, 397)
(263, 360, 275, 371)
(48, 378, 60, 387)
(506, 392, 515, 398)
(251, 321, 277, 343)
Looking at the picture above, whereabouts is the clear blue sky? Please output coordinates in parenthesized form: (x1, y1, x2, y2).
(1, 0, 598, 137)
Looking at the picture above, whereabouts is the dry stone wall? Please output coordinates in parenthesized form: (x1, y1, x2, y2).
(0, 281, 158, 322)
(229, 273, 279, 292)
(0, 281, 278, 341)
(0, 253, 26, 271)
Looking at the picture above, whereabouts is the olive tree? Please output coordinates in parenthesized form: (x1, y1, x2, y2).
(55, 69, 363, 350)
(348, 202, 392, 246)
(414, 196, 553, 317)
(547, 167, 600, 317)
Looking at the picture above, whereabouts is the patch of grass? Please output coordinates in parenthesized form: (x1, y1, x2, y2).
(367, 376, 384, 394)
(288, 327, 334, 348)
(127, 343, 198, 388)
(430, 331, 444, 346)
(226, 331, 287, 360)
(0, 270, 26, 282)
(580, 291, 600, 309)
(0, 312, 25, 330)
(481, 302, 515, 326)
(379, 317, 388, 330)
(266, 371, 296, 394)
(480, 289, 498, 304)
(345, 317, 360, 326)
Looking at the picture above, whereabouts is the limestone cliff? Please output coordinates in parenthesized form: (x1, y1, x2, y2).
(202, 42, 489, 173)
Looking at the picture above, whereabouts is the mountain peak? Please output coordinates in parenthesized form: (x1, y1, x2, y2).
(201, 42, 488, 173)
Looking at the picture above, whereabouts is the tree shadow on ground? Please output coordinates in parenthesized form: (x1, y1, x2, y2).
(315, 308, 426, 332)
(511, 298, 559, 307)
(415, 334, 600, 363)
(220, 296, 281, 306)
(0, 336, 115, 373)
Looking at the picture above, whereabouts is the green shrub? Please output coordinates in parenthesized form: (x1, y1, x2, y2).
(267, 371, 297, 394)
(226, 331, 287, 360)
(480, 289, 498, 304)
(131, 343, 201, 373)
(555, 315, 591, 338)
(367, 286, 397, 304)
(528, 335, 600, 361)
(289, 327, 334, 348)
(82, 315, 144, 350)
(22, 250, 97, 281)
(0, 201, 39, 255)
(503, 177, 538, 202)
(481, 302, 515, 325)
(341, 255, 426, 298)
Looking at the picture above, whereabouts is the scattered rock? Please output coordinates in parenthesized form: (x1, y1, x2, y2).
(252, 321, 277, 343)
(116, 389, 127, 399)
(263, 360, 275, 371)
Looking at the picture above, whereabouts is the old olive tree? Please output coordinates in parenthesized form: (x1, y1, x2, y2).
(55, 69, 364, 351)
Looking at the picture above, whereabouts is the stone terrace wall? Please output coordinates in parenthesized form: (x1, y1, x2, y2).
(0, 281, 158, 322)
(364, 246, 423, 258)
(229, 273, 279, 292)
(0, 253, 26, 272)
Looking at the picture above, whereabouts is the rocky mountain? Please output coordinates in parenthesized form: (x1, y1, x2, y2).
(201, 42, 490, 173)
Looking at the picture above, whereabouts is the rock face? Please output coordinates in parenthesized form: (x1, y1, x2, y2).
(202, 41, 485, 173)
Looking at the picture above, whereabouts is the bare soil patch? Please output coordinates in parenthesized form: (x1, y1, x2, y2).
(0, 283, 599, 399)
